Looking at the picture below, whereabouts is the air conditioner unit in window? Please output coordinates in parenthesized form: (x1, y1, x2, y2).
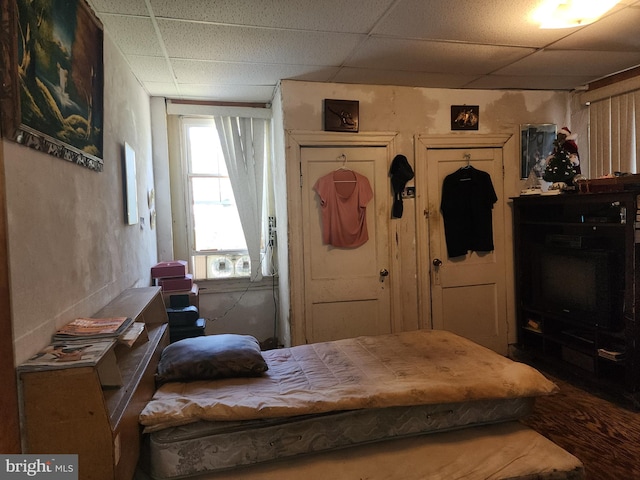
(208, 256, 233, 278)
(235, 255, 251, 276)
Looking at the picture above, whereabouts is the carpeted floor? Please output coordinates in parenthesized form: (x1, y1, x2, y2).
(520, 372, 640, 480)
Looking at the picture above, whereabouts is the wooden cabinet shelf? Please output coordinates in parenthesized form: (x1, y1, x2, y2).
(519, 220, 626, 228)
(19, 287, 168, 480)
(512, 192, 640, 395)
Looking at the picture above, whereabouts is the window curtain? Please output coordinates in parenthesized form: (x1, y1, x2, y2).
(589, 91, 640, 177)
(214, 116, 270, 280)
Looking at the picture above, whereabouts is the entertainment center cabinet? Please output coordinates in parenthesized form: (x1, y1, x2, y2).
(512, 191, 640, 396)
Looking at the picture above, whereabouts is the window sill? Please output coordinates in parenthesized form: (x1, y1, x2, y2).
(196, 276, 278, 294)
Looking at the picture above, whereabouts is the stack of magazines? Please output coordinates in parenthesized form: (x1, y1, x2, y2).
(53, 316, 134, 341)
(19, 317, 141, 385)
(597, 348, 626, 362)
(19, 339, 118, 370)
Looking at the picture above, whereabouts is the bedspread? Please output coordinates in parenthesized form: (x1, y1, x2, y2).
(140, 330, 556, 431)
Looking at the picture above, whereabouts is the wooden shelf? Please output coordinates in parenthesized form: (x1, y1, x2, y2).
(19, 287, 169, 480)
(519, 220, 626, 228)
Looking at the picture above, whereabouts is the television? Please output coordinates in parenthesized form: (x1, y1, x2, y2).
(529, 244, 621, 330)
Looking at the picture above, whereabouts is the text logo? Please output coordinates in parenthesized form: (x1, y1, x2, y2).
(0, 455, 77, 479)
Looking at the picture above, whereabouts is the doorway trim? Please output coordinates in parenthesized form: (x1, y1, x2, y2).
(414, 133, 515, 333)
(286, 131, 398, 345)
(0, 141, 20, 452)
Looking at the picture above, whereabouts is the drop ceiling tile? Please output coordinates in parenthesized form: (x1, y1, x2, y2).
(348, 37, 535, 75)
(126, 55, 175, 83)
(94, 0, 640, 100)
(87, 0, 149, 16)
(158, 20, 365, 65)
(149, 0, 395, 33)
(171, 60, 339, 85)
(287, 66, 344, 82)
(465, 74, 595, 90)
(374, 0, 569, 47)
(333, 67, 481, 89)
(548, 6, 640, 51)
(496, 50, 640, 77)
(175, 84, 276, 103)
(100, 15, 163, 56)
(144, 82, 179, 97)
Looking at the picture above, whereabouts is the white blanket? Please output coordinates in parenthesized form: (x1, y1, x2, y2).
(140, 330, 557, 431)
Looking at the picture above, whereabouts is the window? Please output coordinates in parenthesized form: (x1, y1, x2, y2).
(183, 118, 250, 279)
(588, 90, 640, 177)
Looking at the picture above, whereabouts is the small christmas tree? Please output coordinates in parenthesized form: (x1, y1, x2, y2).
(543, 144, 576, 183)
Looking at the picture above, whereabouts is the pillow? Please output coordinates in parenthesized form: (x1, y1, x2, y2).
(156, 334, 268, 385)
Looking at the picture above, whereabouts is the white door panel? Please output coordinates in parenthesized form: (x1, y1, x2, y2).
(301, 147, 391, 344)
(423, 147, 508, 354)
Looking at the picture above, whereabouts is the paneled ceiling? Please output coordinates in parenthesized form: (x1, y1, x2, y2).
(86, 0, 640, 103)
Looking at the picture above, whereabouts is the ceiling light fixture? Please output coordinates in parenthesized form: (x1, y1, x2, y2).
(532, 0, 621, 28)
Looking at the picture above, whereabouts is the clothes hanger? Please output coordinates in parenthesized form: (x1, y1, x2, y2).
(334, 154, 357, 183)
(337, 154, 349, 169)
(461, 153, 472, 169)
(457, 153, 473, 180)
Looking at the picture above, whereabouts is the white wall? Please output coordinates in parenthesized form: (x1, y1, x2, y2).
(279, 79, 578, 344)
(5, 33, 157, 364)
(199, 281, 278, 345)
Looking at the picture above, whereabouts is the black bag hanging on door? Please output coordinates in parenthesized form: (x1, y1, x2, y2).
(389, 154, 414, 218)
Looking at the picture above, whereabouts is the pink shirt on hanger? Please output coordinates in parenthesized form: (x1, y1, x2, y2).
(313, 169, 373, 248)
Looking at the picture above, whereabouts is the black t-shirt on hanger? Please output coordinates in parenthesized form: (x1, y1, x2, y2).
(440, 166, 498, 258)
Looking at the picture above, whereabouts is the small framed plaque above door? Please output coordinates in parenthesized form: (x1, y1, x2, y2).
(324, 99, 359, 132)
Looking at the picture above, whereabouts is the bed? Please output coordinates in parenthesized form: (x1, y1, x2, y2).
(139, 329, 568, 479)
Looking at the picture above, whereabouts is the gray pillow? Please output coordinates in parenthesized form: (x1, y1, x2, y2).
(156, 334, 268, 385)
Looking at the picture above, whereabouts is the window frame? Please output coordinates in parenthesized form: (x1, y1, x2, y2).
(180, 116, 249, 279)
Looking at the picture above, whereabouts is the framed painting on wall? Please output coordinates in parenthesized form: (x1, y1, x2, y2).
(0, 0, 104, 172)
(123, 143, 138, 225)
(520, 124, 557, 179)
(324, 99, 359, 132)
(451, 105, 479, 130)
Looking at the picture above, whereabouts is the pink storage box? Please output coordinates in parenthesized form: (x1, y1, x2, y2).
(151, 260, 187, 279)
(158, 274, 193, 292)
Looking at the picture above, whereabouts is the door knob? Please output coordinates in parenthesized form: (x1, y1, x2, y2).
(379, 269, 389, 277)
(432, 258, 443, 267)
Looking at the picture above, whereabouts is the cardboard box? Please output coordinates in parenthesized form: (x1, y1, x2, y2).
(151, 260, 188, 279)
(162, 283, 199, 310)
(578, 174, 640, 194)
(158, 274, 193, 292)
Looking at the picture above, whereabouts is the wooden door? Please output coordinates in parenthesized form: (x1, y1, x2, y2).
(425, 147, 508, 354)
(300, 147, 391, 343)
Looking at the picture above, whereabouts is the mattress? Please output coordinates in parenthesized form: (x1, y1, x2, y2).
(145, 397, 535, 479)
(139, 422, 584, 480)
(140, 330, 559, 479)
(140, 330, 557, 430)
